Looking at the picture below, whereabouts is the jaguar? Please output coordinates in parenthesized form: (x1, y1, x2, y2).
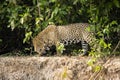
(32, 23, 95, 55)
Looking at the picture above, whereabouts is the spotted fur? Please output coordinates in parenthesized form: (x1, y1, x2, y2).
(32, 23, 95, 55)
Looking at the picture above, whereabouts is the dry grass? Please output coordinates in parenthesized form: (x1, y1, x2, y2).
(0, 56, 120, 80)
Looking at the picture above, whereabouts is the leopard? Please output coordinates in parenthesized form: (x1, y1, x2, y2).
(32, 23, 96, 55)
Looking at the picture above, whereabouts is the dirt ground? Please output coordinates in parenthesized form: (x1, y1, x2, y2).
(0, 56, 120, 80)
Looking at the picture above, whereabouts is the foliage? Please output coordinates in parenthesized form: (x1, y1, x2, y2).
(0, 0, 120, 55)
(56, 42, 65, 55)
(61, 67, 68, 79)
(87, 57, 102, 72)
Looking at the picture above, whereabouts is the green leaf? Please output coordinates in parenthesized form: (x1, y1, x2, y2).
(10, 20, 15, 30)
(113, 0, 120, 7)
(23, 32, 32, 43)
(51, 0, 56, 3)
(56, 42, 65, 54)
(94, 65, 102, 72)
(20, 17, 24, 24)
(87, 58, 96, 66)
(107, 44, 111, 49)
(86, 26, 91, 32)
(73, 0, 79, 5)
(103, 28, 109, 34)
(99, 39, 107, 48)
(0, 39, 2, 42)
(50, 7, 59, 19)
(54, 7, 59, 15)
(110, 21, 118, 26)
(61, 67, 67, 79)
(32, 0, 36, 5)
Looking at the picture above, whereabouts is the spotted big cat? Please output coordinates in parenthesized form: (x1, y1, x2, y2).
(32, 23, 95, 55)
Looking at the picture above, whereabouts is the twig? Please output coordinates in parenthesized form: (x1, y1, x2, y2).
(111, 40, 120, 54)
